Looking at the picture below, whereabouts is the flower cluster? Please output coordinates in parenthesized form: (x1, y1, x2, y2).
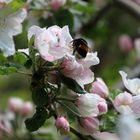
(0, 97, 33, 139)
(25, 24, 109, 136)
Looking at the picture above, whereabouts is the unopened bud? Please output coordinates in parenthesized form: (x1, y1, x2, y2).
(55, 116, 70, 135)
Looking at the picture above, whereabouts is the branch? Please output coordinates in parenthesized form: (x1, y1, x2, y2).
(79, 0, 140, 34)
(114, 0, 140, 19)
(79, 2, 113, 33)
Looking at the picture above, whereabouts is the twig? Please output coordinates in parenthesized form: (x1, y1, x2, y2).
(79, 0, 140, 34)
(114, 0, 140, 20)
(79, 2, 114, 33)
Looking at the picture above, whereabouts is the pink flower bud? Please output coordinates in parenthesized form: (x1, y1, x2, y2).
(20, 102, 33, 116)
(76, 93, 107, 117)
(51, 0, 66, 10)
(114, 92, 133, 114)
(118, 35, 133, 53)
(55, 116, 70, 135)
(91, 78, 109, 98)
(8, 98, 23, 113)
(78, 117, 99, 135)
(98, 101, 108, 114)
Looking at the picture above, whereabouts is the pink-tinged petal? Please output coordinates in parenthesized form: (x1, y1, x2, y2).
(130, 94, 140, 116)
(98, 102, 108, 114)
(91, 78, 109, 98)
(51, 0, 66, 10)
(77, 68, 94, 85)
(114, 92, 132, 106)
(114, 92, 133, 114)
(78, 117, 99, 135)
(55, 116, 70, 135)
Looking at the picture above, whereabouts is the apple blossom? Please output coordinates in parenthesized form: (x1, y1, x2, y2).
(28, 25, 72, 62)
(0, 8, 27, 56)
(55, 116, 70, 134)
(51, 0, 67, 10)
(75, 93, 107, 117)
(118, 35, 133, 53)
(61, 52, 99, 85)
(114, 91, 133, 114)
(8, 97, 23, 113)
(118, 114, 140, 140)
(90, 78, 109, 98)
(78, 117, 99, 135)
(119, 71, 140, 95)
(94, 132, 120, 140)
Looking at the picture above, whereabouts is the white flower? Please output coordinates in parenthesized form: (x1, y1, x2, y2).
(114, 91, 133, 114)
(0, 8, 27, 56)
(76, 93, 105, 117)
(28, 25, 73, 62)
(119, 114, 140, 140)
(61, 52, 99, 85)
(119, 71, 140, 95)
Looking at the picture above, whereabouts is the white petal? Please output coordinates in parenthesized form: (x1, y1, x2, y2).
(5, 8, 27, 36)
(83, 52, 100, 68)
(0, 32, 15, 56)
(119, 71, 140, 95)
(18, 48, 29, 55)
(130, 95, 140, 117)
(28, 25, 46, 40)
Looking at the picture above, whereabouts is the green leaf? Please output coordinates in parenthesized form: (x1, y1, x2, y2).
(14, 52, 27, 65)
(0, 53, 7, 65)
(60, 73, 86, 94)
(0, 66, 17, 75)
(31, 86, 49, 107)
(72, 3, 95, 14)
(0, 0, 25, 18)
(25, 107, 49, 132)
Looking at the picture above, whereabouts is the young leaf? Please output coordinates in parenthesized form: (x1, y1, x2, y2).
(14, 52, 27, 65)
(60, 73, 86, 94)
(25, 107, 49, 132)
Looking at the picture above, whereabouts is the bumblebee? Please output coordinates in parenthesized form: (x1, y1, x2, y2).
(71, 38, 89, 59)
